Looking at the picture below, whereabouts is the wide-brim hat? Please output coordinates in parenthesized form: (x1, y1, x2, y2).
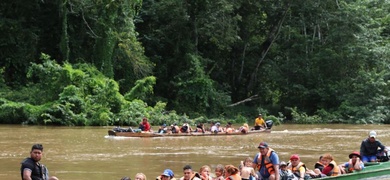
(349, 151, 361, 159)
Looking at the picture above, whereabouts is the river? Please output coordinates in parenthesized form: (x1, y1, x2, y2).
(0, 124, 389, 180)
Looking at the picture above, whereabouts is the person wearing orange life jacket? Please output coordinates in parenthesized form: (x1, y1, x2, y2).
(307, 154, 340, 178)
(252, 142, 280, 180)
(339, 151, 364, 174)
(286, 154, 307, 180)
(224, 165, 241, 180)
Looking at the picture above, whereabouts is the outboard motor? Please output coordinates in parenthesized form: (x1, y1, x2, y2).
(265, 120, 273, 129)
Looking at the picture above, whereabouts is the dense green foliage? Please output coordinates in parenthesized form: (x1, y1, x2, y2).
(0, 0, 389, 125)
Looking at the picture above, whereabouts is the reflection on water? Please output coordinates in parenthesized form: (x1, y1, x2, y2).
(0, 124, 389, 180)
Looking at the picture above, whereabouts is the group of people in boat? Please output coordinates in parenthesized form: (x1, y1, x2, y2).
(137, 114, 272, 134)
(119, 130, 388, 180)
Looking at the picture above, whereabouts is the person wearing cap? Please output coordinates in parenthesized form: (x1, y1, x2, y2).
(170, 123, 180, 134)
(179, 165, 201, 180)
(210, 122, 219, 133)
(157, 169, 176, 180)
(360, 130, 388, 163)
(252, 142, 280, 180)
(158, 124, 168, 134)
(279, 161, 294, 180)
(286, 154, 307, 180)
(254, 114, 267, 130)
(339, 151, 364, 174)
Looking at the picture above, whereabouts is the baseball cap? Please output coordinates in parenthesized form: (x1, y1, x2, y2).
(369, 131, 377, 138)
(290, 154, 300, 160)
(280, 161, 287, 166)
(258, 142, 268, 148)
(161, 169, 174, 177)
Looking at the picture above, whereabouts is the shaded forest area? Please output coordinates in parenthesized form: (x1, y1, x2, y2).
(0, 0, 389, 125)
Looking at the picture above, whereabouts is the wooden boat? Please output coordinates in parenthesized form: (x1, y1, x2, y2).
(320, 161, 390, 180)
(107, 128, 271, 137)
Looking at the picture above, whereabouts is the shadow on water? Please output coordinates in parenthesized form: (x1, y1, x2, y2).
(0, 124, 389, 180)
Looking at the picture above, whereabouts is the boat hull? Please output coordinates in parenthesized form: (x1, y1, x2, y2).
(107, 129, 271, 137)
(320, 161, 390, 180)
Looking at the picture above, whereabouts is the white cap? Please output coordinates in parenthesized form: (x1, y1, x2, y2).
(369, 131, 377, 138)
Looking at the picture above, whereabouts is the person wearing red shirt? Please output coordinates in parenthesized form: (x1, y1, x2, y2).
(139, 117, 151, 132)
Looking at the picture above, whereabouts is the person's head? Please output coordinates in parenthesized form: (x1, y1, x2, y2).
(224, 165, 239, 176)
(199, 165, 211, 177)
(244, 157, 253, 167)
(30, 144, 43, 162)
(258, 114, 262, 117)
(135, 173, 147, 180)
(160, 169, 174, 180)
(216, 122, 220, 127)
(321, 154, 333, 165)
(279, 161, 287, 170)
(290, 154, 300, 166)
(257, 142, 269, 155)
(121, 177, 131, 180)
(142, 117, 148, 122)
(215, 164, 224, 177)
(369, 131, 377, 142)
(183, 165, 193, 180)
(349, 151, 361, 162)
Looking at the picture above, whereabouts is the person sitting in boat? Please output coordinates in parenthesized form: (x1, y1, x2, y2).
(158, 124, 168, 134)
(214, 164, 225, 180)
(135, 173, 147, 180)
(156, 169, 176, 180)
(239, 123, 249, 133)
(211, 122, 223, 133)
(279, 161, 294, 180)
(225, 122, 234, 133)
(170, 123, 180, 133)
(199, 165, 212, 180)
(240, 157, 258, 180)
(306, 154, 340, 178)
(313, 156, 324, 172)
(360, 130, 388, 163)
(195, 123, 205, 133)
(339, 151, 364, 174)
(253, 114, 267, 130)
(179, 165, 201, 180)
(180, 123, 192, 133)
(224, 165, 241, 180)
(139, 117, 151, 132)
(287, 154, 309, 180)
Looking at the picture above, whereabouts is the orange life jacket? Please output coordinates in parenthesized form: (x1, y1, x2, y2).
(327, 160, 340, 176)
(287, 162, 306, 177)
(256, 148, 276, 175)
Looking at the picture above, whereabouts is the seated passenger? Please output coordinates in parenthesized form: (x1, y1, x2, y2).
(279, 161, 294, 180)
(171, 123, 180, 133)
(180, 123, 191, 133)
(195, 123, 205, 133)
(287, 154, 308, 180)
(240, 157, 258, 180)
(158, 124, 168, 134)
(307, 154, 340, 178)
(339, 151, 364, 174)
(239, 123, 249, 133)
(225, 122, 234, 133)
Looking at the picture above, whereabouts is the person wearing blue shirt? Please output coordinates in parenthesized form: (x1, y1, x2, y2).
(252, 142, 280, 180)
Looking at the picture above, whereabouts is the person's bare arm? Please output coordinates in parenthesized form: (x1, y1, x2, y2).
(22, 169, 32, 180)
(274, 164, 280, 180)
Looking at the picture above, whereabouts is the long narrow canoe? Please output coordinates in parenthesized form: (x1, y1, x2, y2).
(107, 128, 271, 137)
(320, 161, 390, 180)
